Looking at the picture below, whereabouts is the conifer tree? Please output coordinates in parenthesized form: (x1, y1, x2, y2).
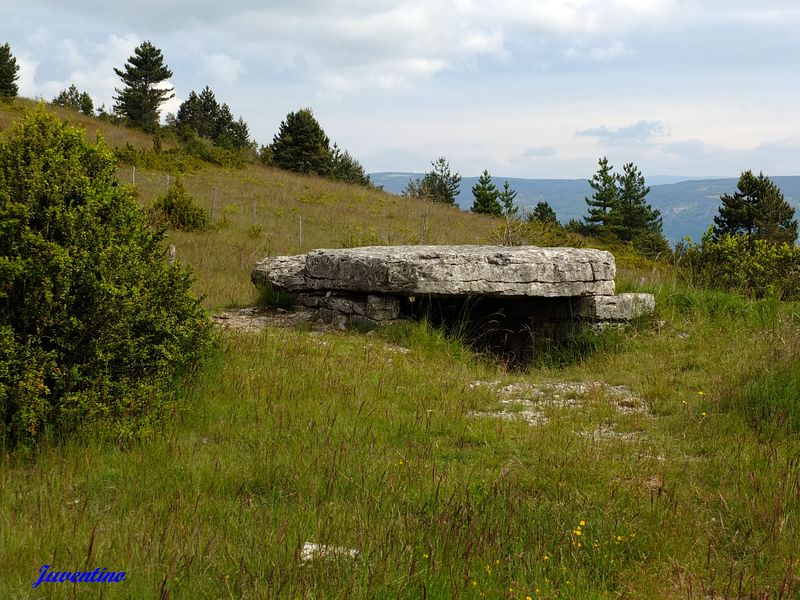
(176, 88, 216, 139)
(270, 108, 331, 175)
(329, 143, 371, 186)
(53, 84, 94, 116)
(113, 41, 174, 132)
(0, 42, 20, 99)
(499, 180, 519, 217)
(581, 157, 668, 255)
(175, 87, 252, 150)
(713, 170, 797, 244)
(403, 157, 462, 206)
(529, 201, 558, 224)
(583, 156, 618, 233)
(471, 169, 502, 216)
(610, 162, 662, 242)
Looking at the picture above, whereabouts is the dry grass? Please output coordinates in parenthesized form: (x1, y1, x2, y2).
(129, 164, 496, 307)
(2, 98, 496, 308)
(0, 97, 162, 150)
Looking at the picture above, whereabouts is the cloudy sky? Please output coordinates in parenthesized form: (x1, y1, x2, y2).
(2, 0, 799, 178)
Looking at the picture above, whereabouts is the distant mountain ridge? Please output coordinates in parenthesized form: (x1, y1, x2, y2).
(370, 172, 800, 245)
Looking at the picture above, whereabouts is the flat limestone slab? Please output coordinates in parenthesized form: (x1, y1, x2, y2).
(251, 255, 306, 292)
(253, 245, 615, 297)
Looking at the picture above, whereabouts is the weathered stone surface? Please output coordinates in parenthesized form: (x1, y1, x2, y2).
(575, 293, 655, 321)
(293, 291, 401, 328)
(251, 255, 307, 292)
(364, 294, 401, 320)
(252, 246, 616, 297)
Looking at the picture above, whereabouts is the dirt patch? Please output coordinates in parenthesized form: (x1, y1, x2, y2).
(213, 307, 413, 356)
(468, 380, 649, 429)
(212, 307, 337, 334)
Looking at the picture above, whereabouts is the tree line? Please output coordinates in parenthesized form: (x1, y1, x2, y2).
(2, 38, 797, 261)
(0, 40, 373, 187)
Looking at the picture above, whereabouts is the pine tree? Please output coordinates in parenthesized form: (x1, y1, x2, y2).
(581, 157, 668, 255)
(228, 117, 252, 151)
(0, 42, 20, 99)
(529, 201, 558, 224)
(270, 108, 331, 175)
(79, 91, 93, 117)
(176, 87, 218, 140)
(403, 157, 462, 205)
(583, 157, 618, 233)
(713, 170, 797, 244)
(52, 84, 94, 116)
(499, 180, 519, 217)
(610, 162, 662, 243)
(330, 143, 371, 186)
(113, 41, 174, 132)
(213, 103, 236, 148)
(471, 170, 502, 216)
(175, 87, 252, 151)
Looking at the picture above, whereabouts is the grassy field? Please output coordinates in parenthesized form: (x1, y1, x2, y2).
(1, 103, 799, 598)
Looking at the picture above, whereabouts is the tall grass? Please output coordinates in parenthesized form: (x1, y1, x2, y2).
(2, 101, 799, 599)
(2, 294, 799, 598)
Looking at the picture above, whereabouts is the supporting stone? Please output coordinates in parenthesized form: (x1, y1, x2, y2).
(574, 293, 656, 322)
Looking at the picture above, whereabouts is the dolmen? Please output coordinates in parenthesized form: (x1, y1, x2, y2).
(251, 245, 654, 356)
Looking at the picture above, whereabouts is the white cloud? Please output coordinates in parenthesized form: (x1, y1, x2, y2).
(4, 1, 800, 177)
(35, 33, 140, 108)
(201, 53, 245, 86)
(523, 146, 558, 157)
(56, 39, 85, 69)
(589, 40, 628, 61)
(565, 40, 628, 61)
(15, 54, 40, 98)
(577, 120, 668, 145)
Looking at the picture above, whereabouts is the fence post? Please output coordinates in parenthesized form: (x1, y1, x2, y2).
(298, 215, 303, 246)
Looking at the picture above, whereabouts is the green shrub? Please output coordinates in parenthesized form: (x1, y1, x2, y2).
(181, 134, 250, 168)
(678, 230, 800, 299)
(150, 178, 210, 231)
(114, 142, 201, 173)
(0, 109, 213, 448)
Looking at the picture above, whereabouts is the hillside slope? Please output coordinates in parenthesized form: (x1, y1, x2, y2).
(0, 101, 497, 307)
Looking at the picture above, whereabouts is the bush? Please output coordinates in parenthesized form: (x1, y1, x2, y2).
(0, 110, 213, 448)
(114, 142, 201, 173)
(181, 134, 249, 168)
(150, 178, 210, 231)
(678, 230, 800, 299)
